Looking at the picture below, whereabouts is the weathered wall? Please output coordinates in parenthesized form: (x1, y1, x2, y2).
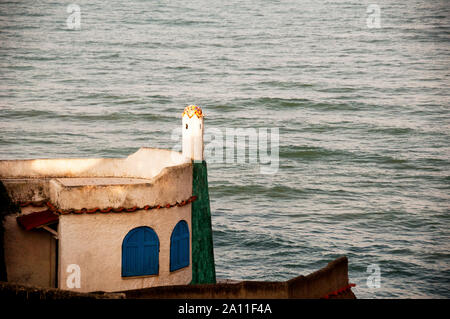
(49, 163, 192, 210)
(287, 255, 351, 298)
(3, 206, 56, 288)
(122, 257, 354, 299)
(1, 178, 49, 203)
(0, 157, 192, 212)
(58, 163, 193, 293)
(59, 205, 192, 293)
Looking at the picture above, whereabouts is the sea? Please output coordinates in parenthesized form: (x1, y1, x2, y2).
(0, 0, 449, 298)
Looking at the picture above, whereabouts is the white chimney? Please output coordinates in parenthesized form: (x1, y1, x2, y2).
(182, 105, 204, 162)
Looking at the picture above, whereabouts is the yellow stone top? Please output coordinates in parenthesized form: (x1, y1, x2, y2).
(182, 105, 204, 119)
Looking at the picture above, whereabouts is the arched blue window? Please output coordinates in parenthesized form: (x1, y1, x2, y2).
(170, 220, 190, 272)
(122, 226, 159, 277)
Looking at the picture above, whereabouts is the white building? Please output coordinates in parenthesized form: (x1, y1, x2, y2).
(0, 105, 216, 292)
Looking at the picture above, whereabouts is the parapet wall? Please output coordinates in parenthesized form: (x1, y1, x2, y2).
(0, 148, 188, 181)
(122, 256, 355, 299)
(0, 148, 191, 210)
(0, 257, 354, 299)
(0, 281, 125, 300)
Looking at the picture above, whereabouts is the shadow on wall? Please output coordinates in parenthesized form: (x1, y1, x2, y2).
(0, 181, 19, 282)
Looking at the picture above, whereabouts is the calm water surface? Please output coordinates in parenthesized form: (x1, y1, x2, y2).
(0, 0, 449, 298)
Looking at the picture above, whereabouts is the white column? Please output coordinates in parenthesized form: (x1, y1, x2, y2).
(182, 105, 204, 162)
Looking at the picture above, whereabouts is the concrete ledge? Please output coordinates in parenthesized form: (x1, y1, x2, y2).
(0, 257, 355, 299)
(121, 256, 355, 299)
(49, 162, 193, 210)
(0, 148, 191, 208)
(0, 281, 125, 300)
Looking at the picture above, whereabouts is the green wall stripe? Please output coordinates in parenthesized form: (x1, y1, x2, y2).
(191, 161, 216, 284)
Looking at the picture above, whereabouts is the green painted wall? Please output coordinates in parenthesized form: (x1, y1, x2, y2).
(191, 161, 216, 284)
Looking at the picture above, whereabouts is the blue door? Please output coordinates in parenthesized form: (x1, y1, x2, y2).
(122, 226, 159, 277)
(170, 220, 190, 272)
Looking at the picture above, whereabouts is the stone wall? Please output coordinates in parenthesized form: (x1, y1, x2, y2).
(122, 256, 355, 299)
(0, 257, 355, 299)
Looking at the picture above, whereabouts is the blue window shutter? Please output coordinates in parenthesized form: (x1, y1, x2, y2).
(170, 220, 190, 272)
(122, 227, 159, 277)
